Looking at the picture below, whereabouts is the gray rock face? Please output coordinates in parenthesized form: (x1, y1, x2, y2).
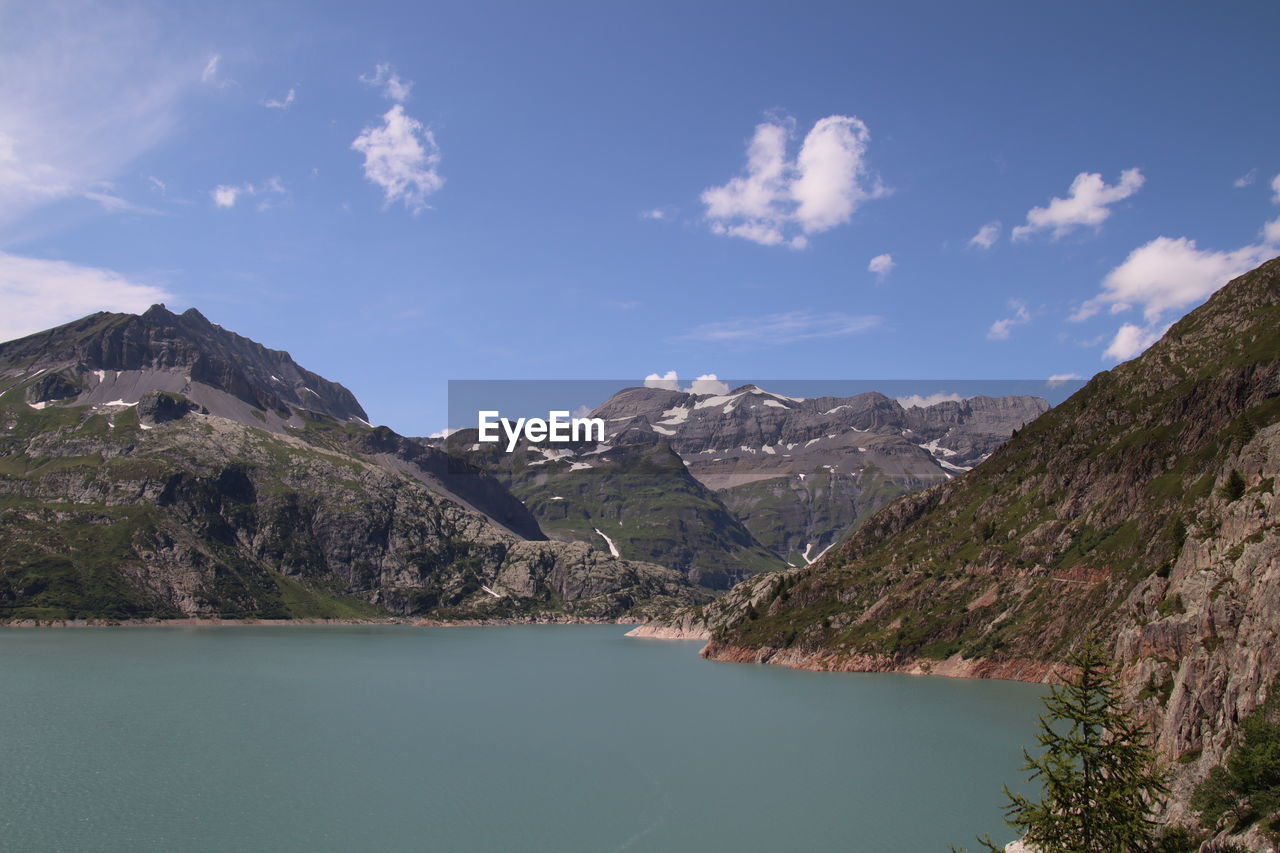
(0, 304, 367, 423)
(0, 309, 707, 622)
(590, 384, 1047, 564)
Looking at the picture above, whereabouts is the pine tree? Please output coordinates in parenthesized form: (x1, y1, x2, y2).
(972, 636, 1169, 852)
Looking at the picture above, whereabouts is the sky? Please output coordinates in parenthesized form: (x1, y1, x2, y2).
(1, 0, 1278, 434)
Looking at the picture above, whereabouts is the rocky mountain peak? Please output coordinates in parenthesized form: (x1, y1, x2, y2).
(0, 305, 368, 426)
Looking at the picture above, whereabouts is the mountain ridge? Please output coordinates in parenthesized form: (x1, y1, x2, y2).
(0, 306, 707, 622)
(658, 254, 1280, 823)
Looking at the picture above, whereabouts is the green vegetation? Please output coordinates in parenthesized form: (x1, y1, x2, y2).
(1192, 680, 1280, 837)
(271, 571, 384, 619)
(963, 639, 1168, 852)
(1219, 469, 1246, 503)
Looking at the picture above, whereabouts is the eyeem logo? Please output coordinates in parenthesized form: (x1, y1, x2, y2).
(478, 410, 605, 452)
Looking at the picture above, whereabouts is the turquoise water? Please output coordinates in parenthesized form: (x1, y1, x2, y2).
(0, 626, 1045, 851)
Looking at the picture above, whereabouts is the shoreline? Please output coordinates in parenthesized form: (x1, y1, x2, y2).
(699, 641, 1071, 685)
(623, 624, 711, 641)
(0, 615, 645, 629)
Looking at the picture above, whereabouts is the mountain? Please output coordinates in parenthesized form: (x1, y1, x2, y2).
(593, 384, 1046, 563)
(447, 432, 785, 588)
(451, 384, 1045, 586)
(667, 256, 1280, 821)
(0, 307, 706, 622)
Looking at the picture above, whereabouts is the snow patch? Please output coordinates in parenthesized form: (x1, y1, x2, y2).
(657, 406, 690, 425)
(693, 392, 744, 410)
(27, 401, 49, 410)
(918, 439, 958, 457)
(761, 445, 776, 455)
(651, 424, 675, 436)
(480, 584, 503, 599)
(568, 461, 593, 471)
(593, 528, 621, 558)
(761, 399, 787, 409)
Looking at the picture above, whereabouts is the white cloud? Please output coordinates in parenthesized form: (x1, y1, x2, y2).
(263, 87, 296, 110)
(0, 252, 171, 342)
(1046, 373, 1082, 387)
(897, 392, 965, 409)
(1234, 169, 1257, 188)
(791, 116, 880, 233)
(701, 115, 885, 248)
(147, 176, 166, 194)
(1011, 168, 1144, 241)
(868, 253, 894, 278)
(201, 54, 220, 84)
(1080, 212, 1280, 363)
(351, 105, 443, 213)
(688, 374, 730, 395)
(969, 221, 1000, 249)
(1074, 235, 1274, 323)
(987, 300, 1031, 340)
(679, 311, 880, 345)
(1273, 174, 1280, 204)
(644, 370, 680, 391)
(1264, 217, 1280, 245)
(212, 185, 240, 208)
(360, 64, 412, 103)
(0, 5, 192, 230)
(642, 372, 732, 395)
(82, 187, 158, 215)
(210, 177, 286, 210)
(640, 208, 666, 220)
(1102, 322, 1170, 361)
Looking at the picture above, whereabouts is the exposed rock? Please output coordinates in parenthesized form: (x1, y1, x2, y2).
(650, 256, 1280, 830)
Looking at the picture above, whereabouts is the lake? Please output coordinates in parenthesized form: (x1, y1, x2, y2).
(0, 625, 1046, 851)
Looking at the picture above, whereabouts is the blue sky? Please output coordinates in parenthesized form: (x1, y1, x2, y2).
(2, 0, 1278, 434)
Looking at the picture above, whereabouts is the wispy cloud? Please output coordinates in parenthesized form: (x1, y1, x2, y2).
(987, 300, 1030, 340)
(201, 54, 221, 84)
(701, 115, 887, 249)
(868, 253, 894, 278)
(0, 5, 191, 231)
(0, 252, 171, 342)
(360, 64, 412, 102)
(263, 87, 296, 110)
(1011, 169, 1144, 241)
(1046, 373, 1082, 387)
(210, 176, 286, 210)
(969, 221, 1000, 249)
(679, 311, 880, 345)
(1234, 169, 1257, 188)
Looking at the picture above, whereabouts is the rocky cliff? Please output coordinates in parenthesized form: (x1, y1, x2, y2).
(451, 383, 1045, 585)
(0, 309, 707, 622)
(663, 256, 1280, 829)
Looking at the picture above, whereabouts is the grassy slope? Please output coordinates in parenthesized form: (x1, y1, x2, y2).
(714, 256, 1280, 662)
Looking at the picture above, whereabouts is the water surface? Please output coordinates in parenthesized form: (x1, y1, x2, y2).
(0, 625, 1045, 851)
